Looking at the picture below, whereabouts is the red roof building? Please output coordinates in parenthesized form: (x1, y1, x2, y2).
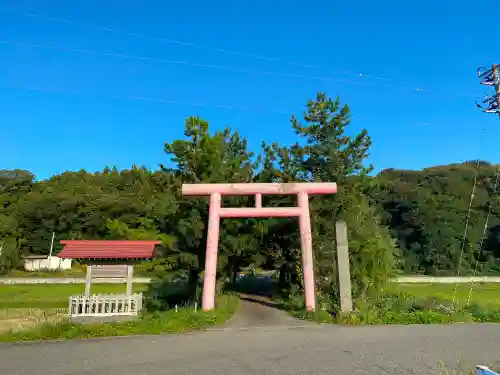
(58, 240, 160, 260)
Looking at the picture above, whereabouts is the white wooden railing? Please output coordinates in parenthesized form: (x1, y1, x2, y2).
(68, 293, 143, 317)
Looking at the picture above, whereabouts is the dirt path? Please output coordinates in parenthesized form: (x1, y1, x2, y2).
(222, 293, 314, 329)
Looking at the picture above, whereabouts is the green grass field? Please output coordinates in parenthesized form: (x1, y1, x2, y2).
(0, 283, 239, 340)
(392, 283, 500, 307)
(6, 268, 86, 278)
(0, 283, 150, 308)
(281, 282, 500, 325)
(5, 260, 165, 278)
(0, 283, 150, 335)
(0, 294, 239, 341)
(3, 281, 498, 309)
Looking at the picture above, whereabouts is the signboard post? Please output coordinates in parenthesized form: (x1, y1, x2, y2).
(84, 263, 132, 298)
(84, 265, 92, 299)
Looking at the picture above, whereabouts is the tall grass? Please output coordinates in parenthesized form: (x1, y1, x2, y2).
(279, 291, 500, 324)
(249, 277, 500, 325)
(0, 308, 66, 333)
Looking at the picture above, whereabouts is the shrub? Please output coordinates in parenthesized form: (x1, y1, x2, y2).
(279, 290, 500, 325)
(0, 239, 22, 276)
(143, 277, 200, 312)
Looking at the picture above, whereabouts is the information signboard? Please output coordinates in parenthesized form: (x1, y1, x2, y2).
(90, 264, 128, 278)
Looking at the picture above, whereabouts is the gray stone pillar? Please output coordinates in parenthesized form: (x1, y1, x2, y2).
(335, 220, 353, 313)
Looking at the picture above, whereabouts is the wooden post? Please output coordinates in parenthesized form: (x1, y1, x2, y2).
(84, 265, 92, 299)
(126, 264, 133, 298)
(202, 192, 221, 311)
(298, 191, 316, 312)
(335, 221, 353, 313)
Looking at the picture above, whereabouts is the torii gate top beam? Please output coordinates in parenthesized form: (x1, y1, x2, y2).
(181, 182, 338, 197)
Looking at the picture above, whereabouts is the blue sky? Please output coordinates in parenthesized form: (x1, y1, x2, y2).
(1, 0, 499, 180)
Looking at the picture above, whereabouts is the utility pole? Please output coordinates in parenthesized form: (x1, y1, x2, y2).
(494, 64, 500, 117)
(49, 232, 55, 258)
(477, 64, 500, 118)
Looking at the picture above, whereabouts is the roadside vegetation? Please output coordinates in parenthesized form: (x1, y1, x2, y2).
(230, 274, 500, 325)
(0, 294, 238, 342)
(285, 293, 500, 325)
(0, 279, 238, 341)
(275, 280, 500, 325)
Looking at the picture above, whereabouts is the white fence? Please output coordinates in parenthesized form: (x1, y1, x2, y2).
(24, 256, 72, 271)
(394, 276, 500, 283)
(5, 275, 500, 285)
(68, 293, 143, 318)
(0, 277, 152, 284)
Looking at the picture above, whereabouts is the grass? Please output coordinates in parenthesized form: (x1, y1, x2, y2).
(0, 308, 66, 333)
(6, 266, 87, 278)
(392, 282, 500, 307)
(0, 294, 239, 342)
(5, 261, 167, 278)
(265, 279, 500, 325)
(0, 283, 149, 308)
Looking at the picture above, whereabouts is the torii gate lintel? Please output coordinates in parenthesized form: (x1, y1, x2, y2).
(181, 182, 338, 312)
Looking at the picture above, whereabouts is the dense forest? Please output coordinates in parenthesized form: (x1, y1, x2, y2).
(1, 92, 499, 298)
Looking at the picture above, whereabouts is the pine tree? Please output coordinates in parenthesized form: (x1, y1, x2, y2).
(262, 93, 398, 303)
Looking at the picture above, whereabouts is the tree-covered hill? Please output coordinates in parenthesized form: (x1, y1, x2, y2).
(369, 161, 500, 275)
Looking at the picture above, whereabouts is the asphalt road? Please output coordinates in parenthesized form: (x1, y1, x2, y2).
(1, 296, 499, 375)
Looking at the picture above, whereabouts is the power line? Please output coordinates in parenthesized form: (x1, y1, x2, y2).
(0, 38, 475, 99)
(0, 39, 372, 87)
(466, 166, 500, 305)
(2, 84, 291, 114)
(0, 9, 475, 99)
(452, 128, 486, 306)
(1, 84, 461, 129)
(452, 156, 481, 306)
(0, 9, 392, 81)
(0, 84, 439, 127)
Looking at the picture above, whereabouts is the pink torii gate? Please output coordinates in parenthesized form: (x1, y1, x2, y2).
(182, 182, 338, 312)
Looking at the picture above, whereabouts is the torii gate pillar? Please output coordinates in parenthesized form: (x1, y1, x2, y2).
(182, 182, 338, 312)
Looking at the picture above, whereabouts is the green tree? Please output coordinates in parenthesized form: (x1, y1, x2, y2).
(0, 169, 34, 272)
(163, 116, 257, 294)
(261, 93, 398, 302)
(370, 161, 499, 275)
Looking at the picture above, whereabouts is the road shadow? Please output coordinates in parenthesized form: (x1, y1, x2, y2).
(221, 274, 307, 328)
(237, 294, 288, 312)
(225, 288, 312, 329)
(224, 274, 277, 296)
